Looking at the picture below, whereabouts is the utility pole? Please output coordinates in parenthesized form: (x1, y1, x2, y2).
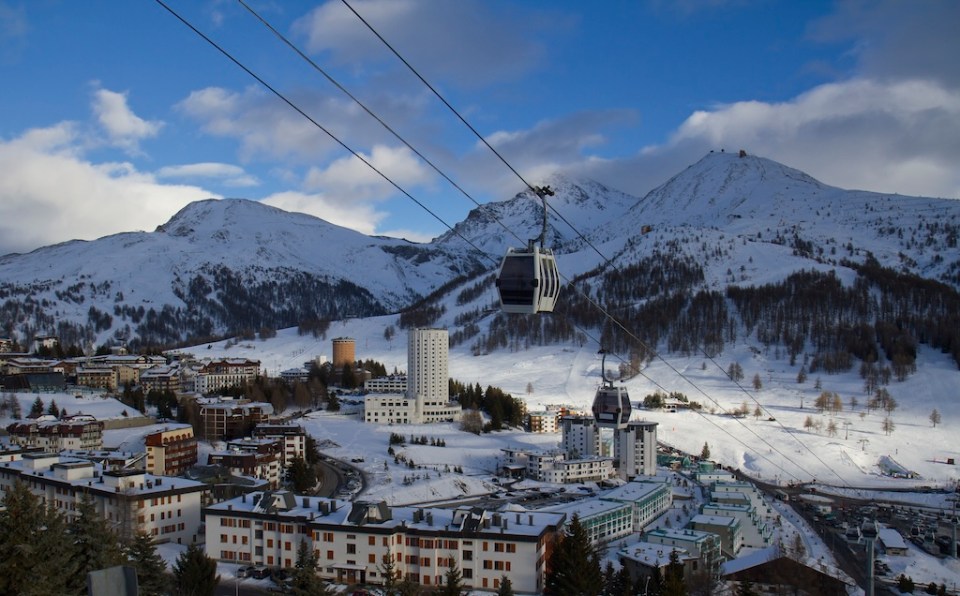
(843, 421, 851, 440)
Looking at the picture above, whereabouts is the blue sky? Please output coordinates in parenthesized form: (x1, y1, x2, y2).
(0, 0, 958, 255)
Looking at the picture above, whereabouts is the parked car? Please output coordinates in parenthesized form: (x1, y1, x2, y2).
(250, 566, 272, 580)
(236, 566, 251, 578)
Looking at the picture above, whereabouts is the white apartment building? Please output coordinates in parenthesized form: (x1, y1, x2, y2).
(0, 452, 207, 543)
(614, 420, 658, 479)
(6, 415, 103, 451)
(560, 415, 601, 459)
(194, 358, 261, 395)
(602, 480, 674, 532)
(702, 502, 772, 549)
(542, 498, 634, 546)
(364, 329, 461, 424)
(204, 491, 565, 593)
(501, 449, 615, 484)
(364, 375, 407, 394)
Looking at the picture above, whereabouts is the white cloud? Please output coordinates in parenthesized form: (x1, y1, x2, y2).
(0, 124, 217, 255)
(302, 144, 433, 202)
(92, 88, 163, 152)
(260, 190, 386, 236)
(156, 162, 259, 188)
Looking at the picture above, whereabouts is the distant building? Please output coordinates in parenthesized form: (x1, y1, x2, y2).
(144, 425, 198, 476)
(252, 424, 307, 468)
(198, 400, 272, 441)
(614, 420, 658, 479)
(140, 365, 182, 394)
(527, 410, 561, 433)
(331, 337, 356, 368)
(7, 415, 103, 451)
(364, 375, 407, 394)
(194, 359, 261, 395)
(689, 514, 742, 557)
(500, 448, 615, 484)
(619, 542, 700, 586)
(207, 438, 284, 489)
(561, 415, 601, 459)
(364, 329, 461, 424)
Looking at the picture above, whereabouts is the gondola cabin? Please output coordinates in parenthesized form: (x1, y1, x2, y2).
(591, 384, 632, 429)
(495, 245, 560, 314)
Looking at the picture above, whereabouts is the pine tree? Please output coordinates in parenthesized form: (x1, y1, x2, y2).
(173, 542, 220, 596)
(496, 575, 515, 596)
(127, 531, 169, 596)
(29, 396, 44, 418)
(544, 515, 602, 596)
(66, 493, 125, 593)
(662, 549, 687, 596)
(0, 480, 74, 596)
(700, 442, 710, 460)
(379, 552, 401, 595)
(287, 456, 317, 493)
(439, 558, 465, 596)
(47, 399, 60, 417)
(291, 538, 329, 595)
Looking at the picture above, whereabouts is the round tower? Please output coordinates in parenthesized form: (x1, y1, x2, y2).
(331, 337, 356, 368)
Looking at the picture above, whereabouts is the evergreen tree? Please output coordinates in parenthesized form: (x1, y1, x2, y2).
(66, 493, 125, 593)
(378, 552, 401, 595)
(327, 392, 341, 412)
(291, 538, 330, 595)
(544, 515, 602, 596)
(439, 558, 465, 596)
(736, 581, 757, 596)
(0, 481, 75, 596)
(700, 442, 710, 460)
(496, 575, 515, 596)
(646, 563, 664, 596)
(47, 399, 60, 417)
(29, 396, 44, 418)
(662, 549, 687, 596)
(287, 456, 317, 493)
(127, 531, 170, 596)
(173, 542, 220, 596)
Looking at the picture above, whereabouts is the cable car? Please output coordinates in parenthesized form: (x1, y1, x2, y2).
(495, 185, 561, 314)
(591, 350, 631, 429)
(495, 244, 560, 314)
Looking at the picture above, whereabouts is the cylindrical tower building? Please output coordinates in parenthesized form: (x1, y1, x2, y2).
(331, 337, 356, 368)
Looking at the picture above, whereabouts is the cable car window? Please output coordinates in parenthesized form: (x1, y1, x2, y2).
(497, 255, 536, 306)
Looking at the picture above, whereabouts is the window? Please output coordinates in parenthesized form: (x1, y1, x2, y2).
(346, 544, 356, 555)
(369, 554, 376, 564)
(483, 561, 492, 570)
(463, 550, 473, 561)
(462, 569, 472, 579)
(369, 536, 376, 546)
(327, 551, 334, 560)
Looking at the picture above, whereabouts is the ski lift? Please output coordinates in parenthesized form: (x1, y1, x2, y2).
(591, 349, 631, 429)
(495, 186, 561, 314)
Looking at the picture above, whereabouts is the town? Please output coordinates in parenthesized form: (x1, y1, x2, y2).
(5, 327, 952, 595)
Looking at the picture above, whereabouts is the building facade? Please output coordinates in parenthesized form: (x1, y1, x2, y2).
(144, 425, 198, 476)
(194, 359, 261, 395)
(614, 421, 658, 479)
(204, 491, 565, 593)
(561, 415, 601, 459)
(7, 415, 104, 451)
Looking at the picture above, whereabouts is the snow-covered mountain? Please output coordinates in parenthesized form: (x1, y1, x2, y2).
(1, 152, 957, 351)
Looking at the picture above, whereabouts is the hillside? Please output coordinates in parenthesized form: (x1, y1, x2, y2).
(1, 152, 958, 367)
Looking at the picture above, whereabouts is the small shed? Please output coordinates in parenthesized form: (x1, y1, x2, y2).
(878, 527, 909, 556)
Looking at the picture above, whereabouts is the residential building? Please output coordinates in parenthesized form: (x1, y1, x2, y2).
(77, 366, 117, 391)
(364, 375, 408, 394)
(208, 438, 284, 488)
(0, 452, 207, 543)
(194, 359, 261, 395)
(542, 499, 634, 546)
(364, 329, 461, 424)
(720, 551, 850, 595)
(560, 415, 601, 459)
(500, 449, 615, 484)
(7, 415, 103, 451)
(526, 410, 561, 433)
(144, 425, 198, 476)
(614, 420, 658, 479)
(198, 400, 272, 441)
(204, 491, 565, 593)
(688, 514, 742, 557)
(618, 542, 700, 586)
(643, 527, 723, 575)
(140, 365, 182, 394)
(252, 424, 307, 468)
(702, 502, 772, 549)
(601, 480, 674, 532)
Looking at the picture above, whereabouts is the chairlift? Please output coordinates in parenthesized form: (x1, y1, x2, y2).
(495, 186, 561, 314)
(591, 349, 631, 429)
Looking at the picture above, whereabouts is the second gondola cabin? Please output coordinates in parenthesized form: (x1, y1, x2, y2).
(495, 245, 560, 314)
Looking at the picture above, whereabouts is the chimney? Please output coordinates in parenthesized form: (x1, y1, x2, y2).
(529, 514, 533, 525)
(242, 494, 247, 503)
(426, 513, 433, 526)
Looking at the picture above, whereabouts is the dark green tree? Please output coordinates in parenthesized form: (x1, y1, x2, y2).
(290, 538, 330, 595)
(127, 531, 170, 596)
(700, 442, 710, 460)
(496, 575, 515, 596)
(544, 515, 602, 596)
(327, 392, 341, 412)
(645, 563, 664, 596)
(378, 552, 401, 595)
(439, 558, 465, 596)
(0, 481, 74, 596)
(172, 542, 220, 596)
(340, 363, 357, 389)
(287, 456, 317, 493)
(29, 396, 44, 418)
(898, 574, 915, 594)
(47, 399, 60, 417)
(662, 549, 687, 596)
(736, 581, 757, 596)
(66, 493, 125, 593)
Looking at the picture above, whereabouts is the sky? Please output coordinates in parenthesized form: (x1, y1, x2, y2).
(1, 0, 958, 256)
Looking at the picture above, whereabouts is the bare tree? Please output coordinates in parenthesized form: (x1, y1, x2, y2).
(882, 417, 895, 435)
(826, 420, 838, 437)
(752, 373, 763, 391)
(930, 408, 941, 428)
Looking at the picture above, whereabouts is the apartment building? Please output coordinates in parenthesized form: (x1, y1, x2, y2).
(204, 491, 565, 594)
(208, 438, 284, 488)
(500, 448, 615, 484)
(0, 452, 207, 543)
(7, 415, 103, 451)
(198, 400, 272, 441)
(252, 424, 307, 468)
(194, 358, 261, 395)
(144, 425, 198, 476)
